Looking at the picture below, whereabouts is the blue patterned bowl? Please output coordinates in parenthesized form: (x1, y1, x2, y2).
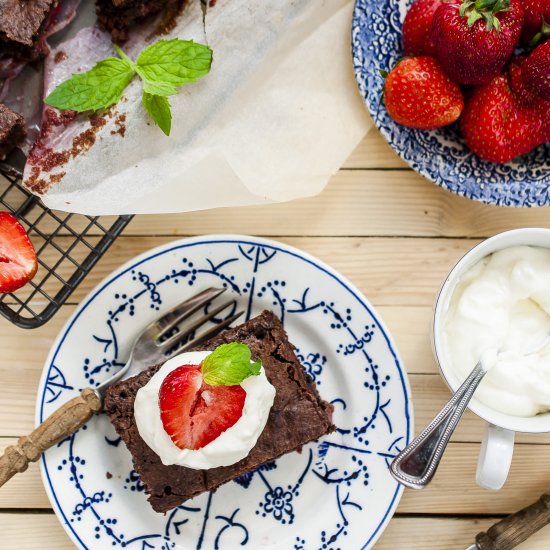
(352, 0, 550, 207)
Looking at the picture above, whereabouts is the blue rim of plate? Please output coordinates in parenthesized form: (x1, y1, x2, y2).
(351, 0, 550, 207)
(37, 235, 413, 550)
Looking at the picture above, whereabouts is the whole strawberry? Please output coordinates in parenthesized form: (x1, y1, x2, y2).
(508, 56, 541, 105)
(461, 73, 550, 163)
(522, 40, 550, 100)
(431, 0, 524, 85)
(383, 57, 464, 129)
(403, 0, 444, 56)
(521, 0, 550, 45)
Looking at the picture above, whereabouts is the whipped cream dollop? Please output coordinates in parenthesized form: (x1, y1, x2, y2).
(134, 350, 276, 469)
(442, 246, 550, 417)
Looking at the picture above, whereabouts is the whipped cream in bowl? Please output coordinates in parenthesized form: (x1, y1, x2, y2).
(134, 350, 276, 469)
(442, 245, 550, 417)
(433, 228, 550, 433)
(431, 229, 550, 489)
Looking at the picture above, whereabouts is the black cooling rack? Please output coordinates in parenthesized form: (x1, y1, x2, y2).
(0, 161, 133, 329)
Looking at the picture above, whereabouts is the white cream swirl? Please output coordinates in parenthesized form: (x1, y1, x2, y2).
(442, 246, 550, 417)
(134, 351, 276, 469)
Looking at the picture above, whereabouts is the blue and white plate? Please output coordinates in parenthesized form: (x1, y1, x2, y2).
(352, 0, 550, 207)
(37, 236, 413, 549)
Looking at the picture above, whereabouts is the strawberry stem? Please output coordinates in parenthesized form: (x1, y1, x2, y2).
(530, 18, 550, 47)
(459, 0, 510, 32)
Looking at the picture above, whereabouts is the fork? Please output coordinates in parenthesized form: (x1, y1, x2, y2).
(0, 286, 243, 488)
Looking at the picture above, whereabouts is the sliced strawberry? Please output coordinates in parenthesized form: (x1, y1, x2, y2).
(159, 364, 246, 450)
(0, 212, 38, 293)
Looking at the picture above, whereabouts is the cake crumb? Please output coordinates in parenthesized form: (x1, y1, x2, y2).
(54, 51, 68, 64)
(106, 472, 113, 479)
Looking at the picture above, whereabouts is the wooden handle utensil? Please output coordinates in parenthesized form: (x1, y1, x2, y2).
(475, 494, 550, 550)
(0, 388, 101, 488)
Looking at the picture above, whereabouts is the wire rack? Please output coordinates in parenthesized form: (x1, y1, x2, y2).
(0, 162, 133, 329)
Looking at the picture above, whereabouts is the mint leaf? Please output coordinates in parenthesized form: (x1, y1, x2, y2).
(45, 57, 135, 112)
(142, 93, 172, 136)
(45, 37, 212, 135)
(142, 79, 178, 96)
(136, 39, 212, 86)
(202, 343, 261, 386)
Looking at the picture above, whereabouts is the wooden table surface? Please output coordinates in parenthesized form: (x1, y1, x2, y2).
(2, 130, 550, 549)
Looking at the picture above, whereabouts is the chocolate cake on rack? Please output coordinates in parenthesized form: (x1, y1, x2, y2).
(96, 0, 185, 41)
(0, 103, 25, 160)
(0, 0, 60, 60)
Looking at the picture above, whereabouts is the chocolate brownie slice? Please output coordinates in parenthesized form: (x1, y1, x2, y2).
(0, 0, 59, 60)
(105, 310, 335, 513)
(0, 103, 25, 160)
(96, 0, 184, 42)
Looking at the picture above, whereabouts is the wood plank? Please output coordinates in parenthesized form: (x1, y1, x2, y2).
(0, 439, 47, 509)
(3, 440, 550, 513)
(396, 441, 550, 515)
(343, 129, 407, 169)
(8, 236, 478, 308)
(21, 171, 550, 238)
(120, 171, 550, 237)
(0, 514, 549, 550)
(0, 513, 73, 549)
(376, 517, 550, 549)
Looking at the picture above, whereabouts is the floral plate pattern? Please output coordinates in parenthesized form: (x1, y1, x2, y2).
(37, 236, 413, 549)
(352, 0, 550, 207)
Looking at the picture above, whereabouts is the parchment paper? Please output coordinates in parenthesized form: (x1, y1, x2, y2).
(26, 0, 372, 215)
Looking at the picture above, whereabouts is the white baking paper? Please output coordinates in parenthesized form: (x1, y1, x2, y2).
(24, 0, 371, 215)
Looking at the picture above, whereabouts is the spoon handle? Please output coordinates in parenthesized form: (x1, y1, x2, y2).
(390, 361, 486, 489)
(0, 388, 101, 489)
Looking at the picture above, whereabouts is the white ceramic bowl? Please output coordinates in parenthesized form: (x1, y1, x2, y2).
(432, 227, 550, 433)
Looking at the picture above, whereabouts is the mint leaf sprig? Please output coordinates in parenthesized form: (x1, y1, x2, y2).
(45, 38, 213, 136)
(201, 343, 262, 386)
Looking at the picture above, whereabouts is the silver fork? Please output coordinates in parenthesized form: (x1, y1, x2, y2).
(0, 286, 243, 488)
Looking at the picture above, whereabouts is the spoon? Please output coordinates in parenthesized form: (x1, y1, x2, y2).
(390, 334, 550, 490)
(390, 359, 488, 489)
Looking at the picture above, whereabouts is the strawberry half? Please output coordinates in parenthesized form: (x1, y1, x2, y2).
(159, 364, 246, 450)
(0, 212, 38, 293)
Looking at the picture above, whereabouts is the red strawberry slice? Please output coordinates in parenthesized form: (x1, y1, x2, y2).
(0, 212, 38, 293)
(159, 364, 246, 450)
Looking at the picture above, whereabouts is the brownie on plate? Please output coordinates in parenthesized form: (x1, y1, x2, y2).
(105, 310, 335, 513)
(0, 0, 59, 60)
(96, 0, 184, 42)
(0, 103, 25, 160)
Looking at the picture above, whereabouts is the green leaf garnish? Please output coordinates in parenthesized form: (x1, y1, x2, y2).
(201, 343, 261, 386)
(142, 80, 178, 96)
(143, 92, 172, 136)
(136, 39, 213, 86)
(44, 38, 213, 135)
(45, 57, 135, 112)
